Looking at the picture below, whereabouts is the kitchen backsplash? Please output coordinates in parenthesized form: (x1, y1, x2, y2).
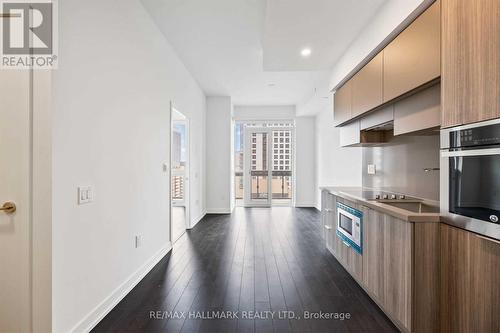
(362, 134, 440, 201)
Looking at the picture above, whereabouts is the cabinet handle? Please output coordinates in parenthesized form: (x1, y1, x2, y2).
(342, 240, 351, 248)
(324, 225, 332, 230)
(477, 234, 500, 245)
(324, 208, 333, 212)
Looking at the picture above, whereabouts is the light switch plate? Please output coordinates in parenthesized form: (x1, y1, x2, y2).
(367, 164, 376, 175)
(78, 186, 93, 204)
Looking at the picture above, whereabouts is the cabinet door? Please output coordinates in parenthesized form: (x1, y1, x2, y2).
(323, 193, 336, 250)
(334, 198, 363, 281)
(339, 120, 360, 147)
(442, 0, 500, 127)
(334, 81, 352, 126)
(384, 1, 441, 103)
(393, 83, 441, 135)
(351, 52, 384, 118)
(362, 207, 385, 303)
(383, 215, 412, 330)
(440, 224, 500, 333)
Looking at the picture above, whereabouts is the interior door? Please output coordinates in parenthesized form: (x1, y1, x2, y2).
(0, 69, 32, 331)
(244, 127, 272, 206)
(170, 108, 189, 243)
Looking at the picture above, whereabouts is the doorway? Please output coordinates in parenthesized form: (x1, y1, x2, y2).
(170, 107, 190, 243)
(236, 121, 294, 207)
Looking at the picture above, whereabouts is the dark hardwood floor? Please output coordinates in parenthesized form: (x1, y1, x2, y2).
(92, 207, 398, 333)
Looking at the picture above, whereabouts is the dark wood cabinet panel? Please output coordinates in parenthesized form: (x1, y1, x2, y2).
(333, 81, 352, 126)
(384, 0, 441, 103)
(441, 0, 500, 127)
(351, 52, 384, 118)
(440, 224, 500, 332)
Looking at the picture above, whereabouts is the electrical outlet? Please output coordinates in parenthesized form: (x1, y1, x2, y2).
(367, 164, 376, 175)
(78, 186, 94, 204)
(135, 235, 142, 248)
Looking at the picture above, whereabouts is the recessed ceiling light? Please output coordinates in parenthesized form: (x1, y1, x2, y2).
(301, 48, 311, 57)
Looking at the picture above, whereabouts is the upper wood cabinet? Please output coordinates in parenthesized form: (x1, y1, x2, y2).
(333, 1, 440, 127)
(333, 80, 352, 126)
(441, 0, 500, 128)
(393, 83, 441, 135)
(383, 0, 441, 103)
(351, 52, 384, 118)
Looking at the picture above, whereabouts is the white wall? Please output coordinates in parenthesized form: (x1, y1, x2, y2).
(233, 105, 295, 121)
(206, 96, 233, 213)
(52, 0, 206, 332)
(315, 108, 362, 209)
(295, 117, 316, 207)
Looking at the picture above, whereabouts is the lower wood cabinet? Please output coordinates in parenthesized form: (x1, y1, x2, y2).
(322, 194, 439, 333)
(362, 207, 439, 333)
(440, 224, 500, 333)
(330, 197, 363, 282)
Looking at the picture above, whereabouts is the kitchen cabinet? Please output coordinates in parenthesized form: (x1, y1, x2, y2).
(360, 105, 394, 130)
(334, 1, 440, 128)
(322, 193, 440, 333)
(326, 200, 440, 332)
(339, 118, 393, 147)
(321, 190, 335, 246)
(393, 83, 441, 135)
(330, 197, 363, 282)
(383, 0, 441, 103)
(440, 224, 500, 332)
(339, 121, 360, 147)
(333, 81, 352, 126)
(441, 0, 500, 127)
(362, 207, 385, 302)
(351, 52, 384, 118)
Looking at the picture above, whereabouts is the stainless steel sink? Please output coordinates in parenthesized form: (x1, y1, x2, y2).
(380, 201, 440, 214)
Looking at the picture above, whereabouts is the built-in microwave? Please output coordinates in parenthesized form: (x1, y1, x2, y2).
(336, 202, 363, 254)
(440, 118, 500, 240)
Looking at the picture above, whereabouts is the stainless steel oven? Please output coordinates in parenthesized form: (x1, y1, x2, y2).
(440, 118, 500, 240)
(336, 202, 363, 254)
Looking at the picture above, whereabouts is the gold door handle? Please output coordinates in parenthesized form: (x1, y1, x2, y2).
(0, 202, 16, 214)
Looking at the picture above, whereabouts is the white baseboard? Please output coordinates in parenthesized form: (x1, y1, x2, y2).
(206, 208, 231, 214)
(295, 202, 317, 208)
(188, 209, 206, 229)
(71, 243, 172, 333)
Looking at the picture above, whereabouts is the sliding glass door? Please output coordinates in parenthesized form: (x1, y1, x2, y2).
(244, 127, 272, 206)
(242, 123, 294, 207)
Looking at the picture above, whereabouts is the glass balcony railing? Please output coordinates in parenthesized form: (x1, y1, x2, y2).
(234, 171, 292, 200)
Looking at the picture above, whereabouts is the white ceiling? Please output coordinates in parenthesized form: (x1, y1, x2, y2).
(141, 0, 387, 107)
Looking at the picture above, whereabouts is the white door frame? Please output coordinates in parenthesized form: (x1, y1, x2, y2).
(169, 103, 190, 243)
(243, 127, 272, 207)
